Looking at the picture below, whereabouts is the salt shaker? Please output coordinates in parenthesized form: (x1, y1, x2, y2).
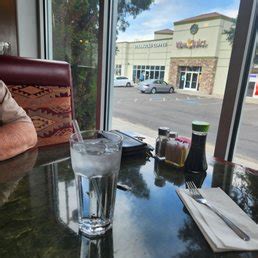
(155, 127, 169, 160)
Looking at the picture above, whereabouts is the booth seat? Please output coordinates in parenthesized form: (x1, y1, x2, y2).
(0, 55, 74, 147)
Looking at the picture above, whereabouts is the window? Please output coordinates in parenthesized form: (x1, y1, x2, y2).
(215, 0, 258, 169)
(230, 6, 258, 168)
(112, 0, 242, 164)
(132, 65, 166, 82)
(115, 64, 122, 75)
(43, 0, 256, 168)
(45, 0, 101, 130)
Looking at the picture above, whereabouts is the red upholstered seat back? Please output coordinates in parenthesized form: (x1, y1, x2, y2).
(0, 55, 74, 147)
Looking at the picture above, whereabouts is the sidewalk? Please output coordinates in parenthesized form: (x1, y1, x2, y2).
(112, 117, 257, 169)
(113, 117, 217, 154)
(176, 89, 258, 104)
(112, 117, 156, 147)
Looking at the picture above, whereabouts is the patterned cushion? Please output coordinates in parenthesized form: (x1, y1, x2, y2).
(8, 84, 73, 147)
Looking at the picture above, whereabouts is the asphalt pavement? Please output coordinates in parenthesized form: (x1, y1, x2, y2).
(112, 87, 258, 167)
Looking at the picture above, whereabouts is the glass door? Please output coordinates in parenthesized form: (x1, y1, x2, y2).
(184, 73, 191, 89)
(191, 73, 199, 90)
(179, 72, 185, 89)
(182, 72, 199, 90)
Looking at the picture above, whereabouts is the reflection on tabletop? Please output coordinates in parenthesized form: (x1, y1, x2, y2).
(80, 230, 114, 258)
(0, 149, 258, 257)
(0, 149, 38, 207)
(211, 159, 258, 222)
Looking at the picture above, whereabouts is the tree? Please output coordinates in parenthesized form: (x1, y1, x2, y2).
(223, 18, 237, 45)
(117, 0, 154, 32)
(52, 0, 154, 129)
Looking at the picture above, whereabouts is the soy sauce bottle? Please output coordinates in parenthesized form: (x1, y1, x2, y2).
(184, 121, 210, 173)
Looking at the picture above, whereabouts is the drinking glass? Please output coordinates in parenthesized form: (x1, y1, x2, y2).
(70, 130, 122, 237)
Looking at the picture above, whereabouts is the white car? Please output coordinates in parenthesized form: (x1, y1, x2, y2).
(114, 76, 133, 87)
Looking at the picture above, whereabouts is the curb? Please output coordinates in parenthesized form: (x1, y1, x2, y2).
(175, 89, 258, 104)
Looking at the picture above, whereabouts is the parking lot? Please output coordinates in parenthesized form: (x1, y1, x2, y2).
(112, 87, 258, 166)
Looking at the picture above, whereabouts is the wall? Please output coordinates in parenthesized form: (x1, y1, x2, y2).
(115, 17, 233, 95)
(213, 19, 233, 95)
(169, 57, 217, 94)
(116, 38, 173, 81)
(171, 19, 222, 58)
(0, 0, 18, 55)
(171, 17, 233, 95)
(154, 33, 173, 40)
(16, 0, 38, 58)
(115, 42, 129, 76)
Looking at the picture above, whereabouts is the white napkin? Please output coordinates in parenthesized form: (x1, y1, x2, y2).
(176, 187, 258, 252)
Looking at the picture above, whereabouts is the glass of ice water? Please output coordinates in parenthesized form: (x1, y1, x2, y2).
(70, 130, 122, 237)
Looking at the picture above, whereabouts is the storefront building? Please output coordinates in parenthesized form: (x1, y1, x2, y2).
(115, 12, 234, 95)
(115, 29, 173, 83)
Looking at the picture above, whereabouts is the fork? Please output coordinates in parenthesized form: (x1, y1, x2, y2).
(186, 181, 250, 241)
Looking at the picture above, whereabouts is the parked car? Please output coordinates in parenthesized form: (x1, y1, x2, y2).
(137, 79, 175, 94)
(114, 76, 133, 87)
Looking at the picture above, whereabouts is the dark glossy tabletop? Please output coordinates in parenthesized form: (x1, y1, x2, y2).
(0, 145, 258, 258)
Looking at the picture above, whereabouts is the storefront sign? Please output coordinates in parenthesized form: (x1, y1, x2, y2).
(176, 39, 208, 49)
(190, 24, 199, 35)
(134, 42, 167, 49)
(249, 74, 257, 82)
(255, 82, 258, 97)
(249, 74, 258, 97)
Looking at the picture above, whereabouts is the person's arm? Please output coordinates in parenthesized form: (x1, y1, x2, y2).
(0, 81, 37, 161)
(0, 122, 37, 161)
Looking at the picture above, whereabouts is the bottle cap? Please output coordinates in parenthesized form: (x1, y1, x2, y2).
(158, 127, 170, 136)
(192, 121, 209, 132)
(169, 131, 178, 138)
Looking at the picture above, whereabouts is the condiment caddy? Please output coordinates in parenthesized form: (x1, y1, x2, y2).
(154, 121, 209, 174)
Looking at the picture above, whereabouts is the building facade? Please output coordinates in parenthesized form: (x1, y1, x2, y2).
(115, 29, 173, 83)
(115, 12, 234, 95)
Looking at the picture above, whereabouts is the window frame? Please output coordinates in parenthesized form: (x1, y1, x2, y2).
(42, 0, 258, 162)
(214, 0, 258, 161)
(99, 0, 118, 130)
(42, 0, 118, 130)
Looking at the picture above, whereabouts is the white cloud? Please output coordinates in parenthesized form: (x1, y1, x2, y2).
(142, 17, 171, 29)
(208, 7, 238, 18)
(209, 0, 239, 18)
(218, 8, 238, 18)
(116, 0, 240, 42)
(117, 0, 184, 41)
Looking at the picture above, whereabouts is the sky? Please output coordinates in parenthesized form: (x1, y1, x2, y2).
(117, 0, 240, 42)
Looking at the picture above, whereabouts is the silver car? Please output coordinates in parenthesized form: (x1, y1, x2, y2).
(137, 79, 175, 94)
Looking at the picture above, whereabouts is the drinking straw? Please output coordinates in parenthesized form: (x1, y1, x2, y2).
(72, 119, 83, 142)
(71, 119, 104, 219)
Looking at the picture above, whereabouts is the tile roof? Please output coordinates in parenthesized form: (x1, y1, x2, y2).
(174, 12, 234, 25)
(154, 29, 174, 34)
